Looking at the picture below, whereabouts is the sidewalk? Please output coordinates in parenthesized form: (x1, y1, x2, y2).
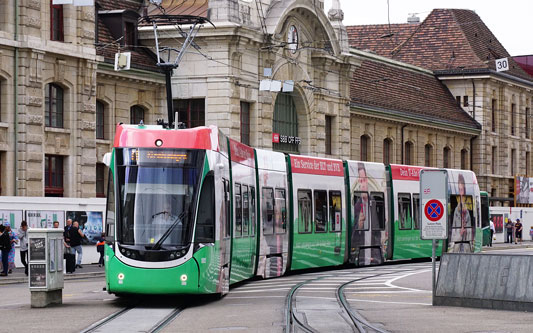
(0, 263, 105, 285)
(483, 241, 533, 251)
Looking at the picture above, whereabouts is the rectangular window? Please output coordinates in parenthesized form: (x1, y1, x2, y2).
(262, 188, 274, 235)
(96, 101, 105, 140)
(456, 96, 461, 105)
(314, 190, 327, 233)
(242, 185, 249, 236)
(175, 99, 205, 128)
(491, 99, 497, 132)
(527, 107, 531, 139)
(527, 152, 530, 176)
(223, 179, 230, 238)
(45, 84, 64, 128)
(235, 183, 242, 237)
(240, 102, 250, 145)
(329, 191, 342, 232)
(511, 149, 516, 175)
(511, 103, 516, 135)
(492, 146, 497, 174)
(125, 21, 136, 48)
(275, 189, 286, 234)
(398, 193, 412, 230)
(297, 189, 312, 233)
(50, 3, 64, 41)
(463, 96, 469, 107)
(250, 186, 256, 235)
(325, 116, 332, 155)
(45, 155, 64, 197)
(370, 192, 385, 230)
(413, 194, 420, 230)
(353, 192, 369, 230)
(96, 163, 105, 198)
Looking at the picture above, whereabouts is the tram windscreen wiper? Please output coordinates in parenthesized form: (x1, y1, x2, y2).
(151, 210, 187, 251)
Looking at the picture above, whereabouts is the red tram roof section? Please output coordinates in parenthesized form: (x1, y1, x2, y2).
(114, 124, 218, 151)
(290, 155, 344, 177)
(229, 139, 255, 168)
(390, 164, 425, 181)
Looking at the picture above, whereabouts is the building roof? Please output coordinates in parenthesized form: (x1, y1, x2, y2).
(350, 56, 480, 131)
(347, 9, 533, 82)
(96, 0, 160, 72)
(346, 23, 418, 57)
(145, 0, 208, 17)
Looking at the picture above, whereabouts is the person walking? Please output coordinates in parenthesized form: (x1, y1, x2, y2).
(515, 219, 523, 244)
(489, 218, 495, 247)
(505, 219, 514, 243)
(5, 222, 18, 274)
(96, 233, 105, 267)
(0, 225, 10, 276)
(69, 221, 85, 269)
(18, 221, 28, 276)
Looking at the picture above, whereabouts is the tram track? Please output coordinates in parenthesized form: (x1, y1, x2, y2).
(285, 265, 429, 333)
(81, 304, 183, 333)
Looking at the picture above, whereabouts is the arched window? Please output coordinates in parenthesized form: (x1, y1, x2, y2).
(96, 100, 105, 140)
(443, 147, 451, 168)
(383, 138, 392, 164)
(425, 144, 433, 167)
(360, 135, 370, 161)
(45, 83, 64, 128)
(273, 93, 298, 153)
(130, 105, 144, 124)
(404, 141, 413, 165)
(461, 149, 468, 170)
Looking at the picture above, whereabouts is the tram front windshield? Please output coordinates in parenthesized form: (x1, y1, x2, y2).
(116, 148, 205, 249)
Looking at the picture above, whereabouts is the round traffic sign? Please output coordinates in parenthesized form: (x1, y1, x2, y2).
(424, 199, 444, 222)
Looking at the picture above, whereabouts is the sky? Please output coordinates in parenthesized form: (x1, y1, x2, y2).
(324, 0, 533, 56)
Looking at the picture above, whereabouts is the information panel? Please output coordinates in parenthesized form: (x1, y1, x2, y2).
(420, 170, 448, 240)
(29, 238, 46, 261)
(29, 263, 46, 288)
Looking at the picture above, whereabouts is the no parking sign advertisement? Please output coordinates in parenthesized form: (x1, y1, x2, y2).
(420, 170, 448, 240)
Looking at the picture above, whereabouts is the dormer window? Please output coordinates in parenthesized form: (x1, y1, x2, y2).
(124, 20, 136, 49)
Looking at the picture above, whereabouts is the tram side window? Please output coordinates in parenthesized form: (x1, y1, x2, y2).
(398, 193, 412, 230)
(235, 183, 242, 237)
(223, 179, 230, 238)
(370, 192, 385, 230)
(105, 168, 115, 240)
(314, 190, 327, 233)
(298, 190, 312, 233)
(275, 189, 287, 234)
(250, 186, 256, 235)
(262, 188, 274, 235)
(353, 191, 369, 230)
(413, 194, 420, 230)
(329, 191, 342, 232)
(195, 173, 215, 243)
(242, 185, 249, 236)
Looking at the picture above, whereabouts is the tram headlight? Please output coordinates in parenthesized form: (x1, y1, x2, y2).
(181, 249, 187, 255)
(169, 253, 175, 260)
(126, 251, 131, 257)
(180, 274, 188, 282)
(118, 273, 125, 280)
(155, 139, 163, 147)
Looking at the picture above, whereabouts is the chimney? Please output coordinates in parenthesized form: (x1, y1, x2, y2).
(407, 13, 420, 24)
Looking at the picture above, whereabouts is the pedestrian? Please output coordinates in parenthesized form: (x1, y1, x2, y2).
(69, 221, 85, 269)
(505, 219, 514, 243)
(515, 218, 523, 244)
(18, 221, 28, 276)
(489, 218, 495, 247)
(0, 225, 10, 276)
(96, 233, 105, 267)
(53, 221, 60, 229)
(5, 222, 18, 273)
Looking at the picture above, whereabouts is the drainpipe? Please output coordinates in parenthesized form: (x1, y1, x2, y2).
(401, 124, 407, 164)
(13, 0, 19, 196)
(470, 79, 477, 172)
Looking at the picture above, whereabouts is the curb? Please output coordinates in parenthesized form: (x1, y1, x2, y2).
(0, 272, 105, 286)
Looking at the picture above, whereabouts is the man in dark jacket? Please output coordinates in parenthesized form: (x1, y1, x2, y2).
(0, 224, 10, 276)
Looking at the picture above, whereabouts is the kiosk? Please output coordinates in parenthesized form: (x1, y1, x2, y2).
(28, 229, 64, 307)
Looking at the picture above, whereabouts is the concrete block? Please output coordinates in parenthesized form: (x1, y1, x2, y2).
(31, 289, 62, 308)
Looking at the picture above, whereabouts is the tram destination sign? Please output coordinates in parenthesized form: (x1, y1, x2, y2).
(420, 170, 448, 240)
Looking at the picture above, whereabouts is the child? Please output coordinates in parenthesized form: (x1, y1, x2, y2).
(96, 233, 105, 267)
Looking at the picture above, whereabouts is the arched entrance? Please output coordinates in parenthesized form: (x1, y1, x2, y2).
(273, 93, 299, 153)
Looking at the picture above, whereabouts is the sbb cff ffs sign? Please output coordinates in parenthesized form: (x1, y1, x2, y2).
(420, 170, 448, 240)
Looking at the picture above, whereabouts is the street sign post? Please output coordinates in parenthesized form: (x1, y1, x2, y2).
(420, 169, 448, 305)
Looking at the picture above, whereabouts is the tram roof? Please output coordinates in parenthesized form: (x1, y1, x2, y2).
(114, 124, 221, 151)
